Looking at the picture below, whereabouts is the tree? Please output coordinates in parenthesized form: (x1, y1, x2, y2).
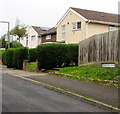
(10, 19, 28, 42)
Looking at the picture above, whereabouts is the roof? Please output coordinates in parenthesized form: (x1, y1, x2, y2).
(32, 26, 50, 35)
(71, 7, 119, 25)
(56, 7, 120, 27)
(41, 27, 56, 35)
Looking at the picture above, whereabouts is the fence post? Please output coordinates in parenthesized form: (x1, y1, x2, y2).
(23, 60, 28, 71)
(36, 59, 39, 72)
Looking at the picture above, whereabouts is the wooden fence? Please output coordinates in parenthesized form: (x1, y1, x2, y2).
(78, 30, 120, 65)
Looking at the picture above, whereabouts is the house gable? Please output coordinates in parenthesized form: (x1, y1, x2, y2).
(56, 7, 120, 28)
(55, 8, 88, 28)
(27, 26, 39, 36)
(57, 10, 87, 43)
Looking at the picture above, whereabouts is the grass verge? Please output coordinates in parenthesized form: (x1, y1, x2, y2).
(55, 64, 119, 88)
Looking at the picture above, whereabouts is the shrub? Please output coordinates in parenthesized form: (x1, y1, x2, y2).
(28, 48, 37, 62)
(37, 44, 66, 69)
(65, 44, 79, 66)
(6, 41, 23, 49)
(5, 48, 15, 68)
(2, 50, 6, 65)
(0, 50, 2, 60)
(37, 43, 78, 70)
(13, 47, 28, 69)
(0, 50, 5, 60)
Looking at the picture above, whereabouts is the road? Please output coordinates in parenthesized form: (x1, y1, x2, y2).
(2, 73, 107, 112)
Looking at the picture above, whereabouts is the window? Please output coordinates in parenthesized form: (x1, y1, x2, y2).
(31, 35, 35, 41)
(72, 22, 81, 30)
(61, 25, 65, 40)
(109, 25, 115, 31)
(46, 35, 51, 40)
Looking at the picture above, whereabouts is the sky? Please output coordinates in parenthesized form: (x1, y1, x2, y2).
(0, 0, 120, 37)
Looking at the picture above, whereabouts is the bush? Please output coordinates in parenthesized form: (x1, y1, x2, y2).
(13, 47, 28, 69)
(2, 50, 6, 65)
(65, 44, 79, 66)
(28, 48, 37, 62)
(0, 50, 2, 60)
(6, 41, 23, 49)
(5, 48, 15, 68)
(37, 43, 78, 70)
(0, 50, 5, 60)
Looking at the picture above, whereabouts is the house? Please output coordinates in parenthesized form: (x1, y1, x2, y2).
(40, 27, 56, 43)
(20, 26, 50, 48)
(56, 7, 120, 44)
(5, 34, 20, 42)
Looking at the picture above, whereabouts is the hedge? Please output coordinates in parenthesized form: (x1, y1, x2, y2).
(0, 50, 5, 60)
(6, 41, 23, 49)
(13, 47, 28, 69)
(6, 48, 15, 68)
(3, 47, 28, 69)
(2, 51, 7, 65)
(28, 48, 37, 62)
(2, 43, 78, 70)
(37, 43, 78, 69)
(65, 44, 78, 66)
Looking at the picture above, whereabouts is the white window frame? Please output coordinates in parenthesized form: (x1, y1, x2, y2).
(46, 35, 51, 40)
(109, 25, 115, 31)
(31, 35, 35, 41)
(72, 22, 81, 30)
(61, 25, 66, 40)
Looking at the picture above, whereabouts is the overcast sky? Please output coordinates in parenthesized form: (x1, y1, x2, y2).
(0, 0, 120, 36)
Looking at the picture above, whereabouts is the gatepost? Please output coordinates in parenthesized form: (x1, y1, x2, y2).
(36, 59, 39, 72)
(23, 60, 28, 71)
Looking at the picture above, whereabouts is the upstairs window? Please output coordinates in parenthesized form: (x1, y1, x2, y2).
(109, 25, 115, 31)
(31, 35, 35, 41)
(72, 22, 81, 30)
(46, 35, 51, 40)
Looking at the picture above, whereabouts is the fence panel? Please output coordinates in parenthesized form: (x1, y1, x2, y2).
(78, 30, 120, 65)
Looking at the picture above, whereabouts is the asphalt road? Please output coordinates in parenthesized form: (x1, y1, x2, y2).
(2, 73, 108, 112)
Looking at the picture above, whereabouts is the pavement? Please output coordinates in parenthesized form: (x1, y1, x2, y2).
(0, 65, 119, 111)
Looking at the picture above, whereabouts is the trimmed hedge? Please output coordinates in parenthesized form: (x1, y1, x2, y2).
(65, 44, 79, 66)
(6, 48, 15, 68)
(13, 47, 28, 69)
(28, 48, 37, 62)
(0, 50, 5, 60)
(37, 43, 78, 69)
(6, 41, 23, 49)
(2, 51, 7, 65)
(0, 50, 2, 60)
(3, 43, 78, 70)
(3, 47, 28, 69)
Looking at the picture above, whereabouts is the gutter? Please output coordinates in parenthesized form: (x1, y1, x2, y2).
(89, 20, 120, 26)
(41, 31, 56, 36)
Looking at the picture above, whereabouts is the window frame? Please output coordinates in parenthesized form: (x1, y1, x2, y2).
(46, 35, 51, 40)
(72, 22, 81, 30)
(31, 35, 35, 41)
(109, 25, 115, 31)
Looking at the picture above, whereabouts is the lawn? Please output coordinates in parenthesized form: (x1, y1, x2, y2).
(55, 64, 120, 88)
(56, 65, 120, 80)
(27, 62, 36, 71)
